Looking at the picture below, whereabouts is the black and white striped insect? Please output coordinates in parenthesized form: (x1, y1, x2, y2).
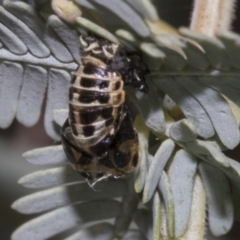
(61, 36, 149, 185)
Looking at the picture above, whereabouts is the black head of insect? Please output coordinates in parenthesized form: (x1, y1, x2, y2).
(108, 51, 149, 93)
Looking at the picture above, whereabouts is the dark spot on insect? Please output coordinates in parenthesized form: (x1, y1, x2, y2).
(99, 81, 109, 89)
(105, 118, 114, 127)
(83, 125, 95, 137)
(79, 106, 113, 124)
(80, 108, 99, 124)
(101, 107, 113, 119)
(83, 64, 108, 78)
(80, 78, 94, 87)
(83, 64, 96, 74)
(90, 134, 113, 155)
(80, 78, 110, 90)
(78, 91, 110, 104)
(79, 155, 92, 165)
(99, 93, 110, 103)
(99, 154, 115, 169)
(114, 81, 121, 90)
(113, 150, 130, 168)
(132, 153, 138, 167)
(78, 92, 96, 103)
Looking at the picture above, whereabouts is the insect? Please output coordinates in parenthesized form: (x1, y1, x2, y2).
(61, 36, 149, 186)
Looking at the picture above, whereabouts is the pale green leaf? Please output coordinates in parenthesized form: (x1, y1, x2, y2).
(158, 171, 175, 238)
(12, 181, 127, 214)
(0, 22, 27, 54)
(22, 145, 67, 165)
(0, 61, 23, 128)
(0, 5, 50, 57)
(199, 162, 234, 236)
(153, 76, 215, 138)
(53, 109, 69, 126)
(152, 192, 161, 240)
(142, 139, 175, 204)
(168, 150, 198, 237)
(16, 65, 48, 127)
(179, 28, 231, 70)
(44, 69, 70, 140)
(177, 77, 240, 149)
(169, 119, 198, 142)
(186, 139, 230, 168)
(93, 0, 149, 37)
(18, 166, 82, 189)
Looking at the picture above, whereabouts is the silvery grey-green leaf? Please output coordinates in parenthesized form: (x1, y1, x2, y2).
(177, 77, 240, 149)
(142, 139, 175, 204)
(199, 162, 234, 236)
(152, 76, 215, 139)
(152, 192, 161, 240)
(218, 31, 240, 69)
(23, 145, 67, 165)
(48, 15, 81, 62)
(44, 69, 70, 140)
(4, 1, 75, 63)
(18, 166, 81, 189)
(158, 171, 175, 238)
(0, 22, 27, 54)
(168, 150, 198, 237)
(93, 0, 149, 37)
(12, 180, 127, 214)
(16, 65, 48, 127)
(126, 81, 166, 135)
(169, 119, 198, 142)
(179, 28, 231, 70)
(53, 109, 69, 127)
(0, 5, 50, 57)
(0, 62, 23, 128)
(134, 116, 149, 193)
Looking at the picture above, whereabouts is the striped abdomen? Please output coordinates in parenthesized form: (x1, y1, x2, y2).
(68, 56, 125, 156)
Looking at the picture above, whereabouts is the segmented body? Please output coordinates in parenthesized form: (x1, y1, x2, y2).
(61, 36, 149, 185)
(69, 53, 125, 152)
